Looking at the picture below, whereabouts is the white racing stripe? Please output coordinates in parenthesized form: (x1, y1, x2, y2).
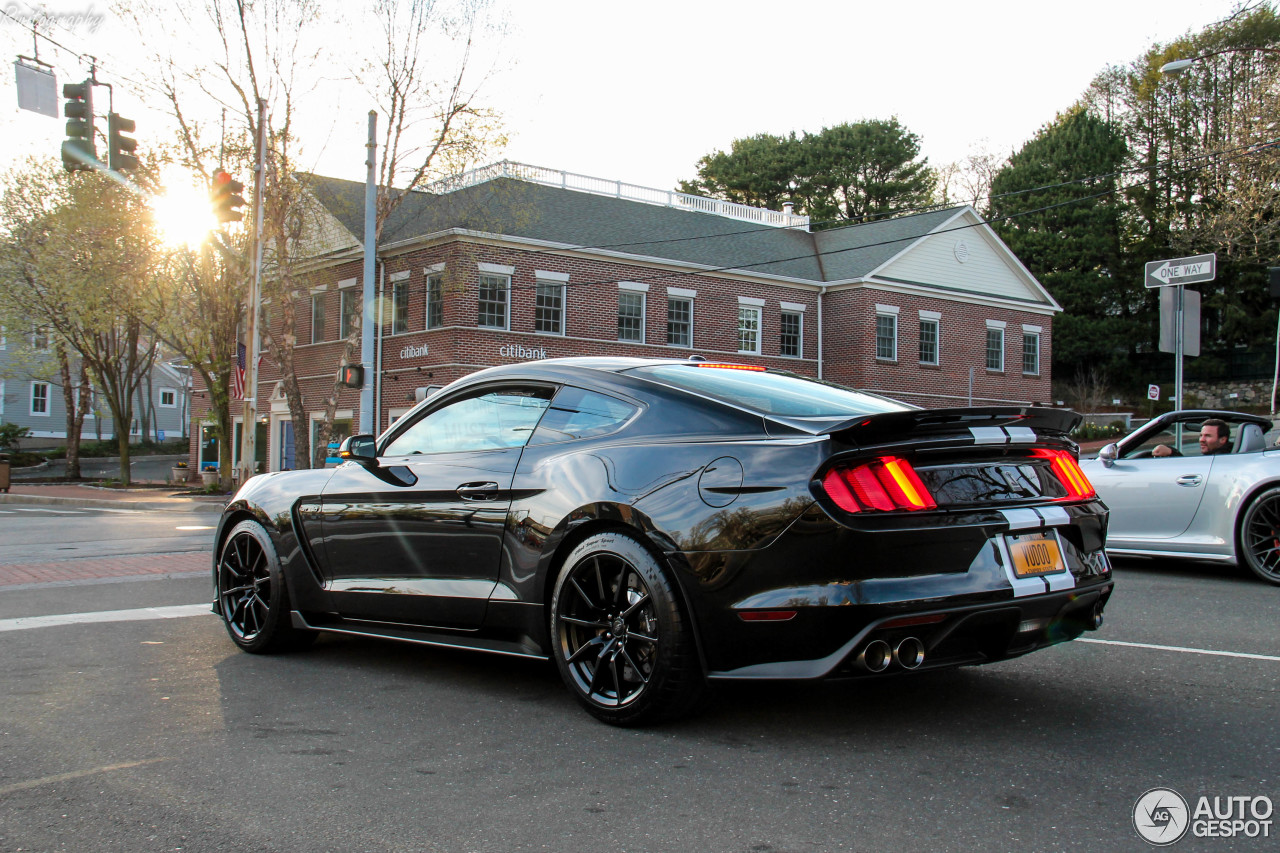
(1079, 637, 1280, 662)
(0, 604, 212, 632)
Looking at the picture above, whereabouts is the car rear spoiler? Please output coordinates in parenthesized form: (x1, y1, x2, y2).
(768, 406, 1083, 447)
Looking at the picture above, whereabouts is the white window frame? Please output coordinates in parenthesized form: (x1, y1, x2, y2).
(477, 264, 513, 331)
(389, 270, 411, 336)
(618, 283, 647, 344)
(779, 306, 803, 359)
(666, 288, 696, 348)
(737, 297, 763, 355)
(986, 320, 1006, 372)
(310, 291, 326, 343)
(919, 310, 941, 366)
(425, 264, 445, 330)
(535, 271, 568, 336)
(875, 305, 899, 362)
(159, 387, 177, 408)
(338, 278, 360, 340)
(31, 325, 50, 352)
(30, 380, 50, 416)
(1022, 325, 1041, 375)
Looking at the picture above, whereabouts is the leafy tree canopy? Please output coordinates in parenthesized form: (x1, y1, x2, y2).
(679, 119, 936, 228)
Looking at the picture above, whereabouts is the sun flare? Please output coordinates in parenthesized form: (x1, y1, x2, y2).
(152, 166, 218, 248)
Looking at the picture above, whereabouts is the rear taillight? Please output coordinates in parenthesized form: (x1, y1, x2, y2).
(821, 456, 938, 513)
(1033, 448, 1096, 500)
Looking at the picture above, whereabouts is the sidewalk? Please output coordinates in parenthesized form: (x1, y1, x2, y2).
(0, 483, 227, 514)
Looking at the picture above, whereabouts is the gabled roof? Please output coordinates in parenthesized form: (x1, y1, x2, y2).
(301, 170, 1057, 310)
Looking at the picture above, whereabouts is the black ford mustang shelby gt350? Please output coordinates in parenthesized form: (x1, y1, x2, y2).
(213, 357, 1112, 725)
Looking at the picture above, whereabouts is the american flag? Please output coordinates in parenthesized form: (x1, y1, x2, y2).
(231, 342, 246, 400)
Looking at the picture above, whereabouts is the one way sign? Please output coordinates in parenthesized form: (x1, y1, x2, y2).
(1144, 253, 1217, 288)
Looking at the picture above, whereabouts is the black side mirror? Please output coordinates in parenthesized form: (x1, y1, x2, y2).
(338, 434, 378, 466)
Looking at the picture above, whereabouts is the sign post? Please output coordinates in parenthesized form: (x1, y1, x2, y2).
(1145, 253, 1216, 412)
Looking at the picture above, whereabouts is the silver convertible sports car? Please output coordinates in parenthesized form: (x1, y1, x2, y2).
(1080, 409, 1280, 584)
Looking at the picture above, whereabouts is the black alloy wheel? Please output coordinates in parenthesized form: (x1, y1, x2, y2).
(216, 519, 315, 653)
(1240, 487, 1280, 585)
(550, 531, 703, 726)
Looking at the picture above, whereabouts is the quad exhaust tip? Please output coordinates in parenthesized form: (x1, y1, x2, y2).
(858, 639, 892, 673)
(856, 637, 926, 672)
(894, 637, 925, 670)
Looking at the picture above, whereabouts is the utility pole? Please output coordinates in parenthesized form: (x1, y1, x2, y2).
(239, 97, 268, 484)
(360, 111, 377, 435)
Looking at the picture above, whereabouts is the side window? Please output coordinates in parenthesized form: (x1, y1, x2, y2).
(382, 387, 553, 456)
(529, 387, 639, 445)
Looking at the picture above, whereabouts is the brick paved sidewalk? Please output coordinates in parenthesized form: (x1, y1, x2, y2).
(0, 551, 211, 588)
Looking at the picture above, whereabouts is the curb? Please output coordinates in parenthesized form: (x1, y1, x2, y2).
(0, 493, 226, 514)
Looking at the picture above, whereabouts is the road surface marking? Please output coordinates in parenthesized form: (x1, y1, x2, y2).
(1079, 637, 1280, 662)
(0, 758, 172, 796)
(0, 603, 211, 632)
(11, 507, 83, 514)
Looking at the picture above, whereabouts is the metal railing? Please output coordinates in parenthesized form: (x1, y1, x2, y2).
(424, 161, 810, 230)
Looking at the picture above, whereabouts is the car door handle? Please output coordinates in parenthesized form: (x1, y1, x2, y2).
(1176, 474, 1203, 487)
(457, 481, 500, 501)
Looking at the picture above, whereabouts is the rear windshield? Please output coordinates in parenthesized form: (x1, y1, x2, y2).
(626, 365, 911, 418)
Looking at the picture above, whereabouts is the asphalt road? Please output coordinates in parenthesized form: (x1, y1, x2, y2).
(0, 516, 1276, 852)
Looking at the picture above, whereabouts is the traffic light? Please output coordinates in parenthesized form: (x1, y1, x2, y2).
(337, 364, 365, 389)
(210, 170, 246, 223)
(61, 80, 95, 172)
(107, 112, 138, 172)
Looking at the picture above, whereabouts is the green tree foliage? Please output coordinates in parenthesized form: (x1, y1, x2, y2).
(0, 161, 162, 483)
(1083, 2, 1280, 366)
(989, 108, 1133, 379)
(679, 119, 936, 227)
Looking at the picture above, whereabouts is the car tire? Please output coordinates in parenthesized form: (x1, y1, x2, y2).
(1238, 486, 1280, 586)
(216, 519, 317, 653)
(550, 530, 705, 726)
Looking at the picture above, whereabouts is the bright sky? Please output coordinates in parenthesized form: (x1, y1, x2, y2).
(0, 0, 1254, 197)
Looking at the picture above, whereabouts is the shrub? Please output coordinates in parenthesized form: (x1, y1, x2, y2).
(0, 423, 31, 453)
(1070, 422, 1126, 441)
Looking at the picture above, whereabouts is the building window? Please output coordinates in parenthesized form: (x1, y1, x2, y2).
(478, 274, 509, 329)
(340, 289, 359, 339)
(986, 327, 1005, 372)
(311, 293, 326, 343)
(919, 317, 939, 366)
(667, 297, 692, 347)
(1023, 331, 1040, 375)
(426, 274, 443, 329)
(391, 276, 410, 335)
(875, 313, 897, 361)
(535, 280, 565, 334)
(780, 311, 802, 358)
(618, 291, 645, 343)
(31, 381, 50, 416)
(738, 306, 761, 354)
(159, 388, 177, 408)
(32, 325, 50, 352)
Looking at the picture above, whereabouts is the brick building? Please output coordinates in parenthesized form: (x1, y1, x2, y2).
(190, 162, 1060, 473)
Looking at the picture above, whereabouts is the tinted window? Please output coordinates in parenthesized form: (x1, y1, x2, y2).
(530, 387, 638, 445)
(627, 365, 910, 418)
(383, 388, 552, 455)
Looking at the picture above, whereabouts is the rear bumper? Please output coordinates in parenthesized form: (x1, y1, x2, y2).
(669, 500, 1112, 676)
(706, 582, 1113, 680)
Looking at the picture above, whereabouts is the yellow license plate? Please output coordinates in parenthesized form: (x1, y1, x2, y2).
(1007, 532, 1066, 577)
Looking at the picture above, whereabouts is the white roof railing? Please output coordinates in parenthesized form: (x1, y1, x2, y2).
(423, 161, 810, 230)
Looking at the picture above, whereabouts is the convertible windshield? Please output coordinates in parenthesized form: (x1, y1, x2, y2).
(626, 364, 911, 418)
